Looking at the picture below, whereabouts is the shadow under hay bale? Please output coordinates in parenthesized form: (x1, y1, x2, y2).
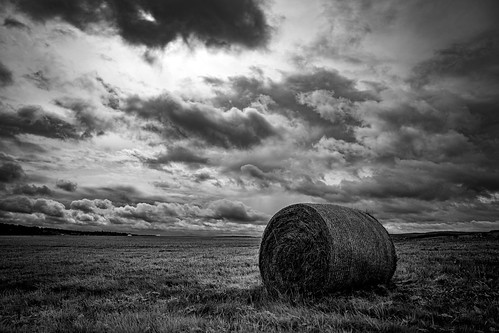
(259, 203, 397, 297)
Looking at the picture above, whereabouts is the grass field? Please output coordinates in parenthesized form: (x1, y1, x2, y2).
(0, 235, 498, 332)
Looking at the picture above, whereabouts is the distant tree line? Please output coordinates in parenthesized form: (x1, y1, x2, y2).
(0, 223, 133, 236)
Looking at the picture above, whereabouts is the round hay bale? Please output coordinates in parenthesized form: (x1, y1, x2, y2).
(259, 203, 396, 296)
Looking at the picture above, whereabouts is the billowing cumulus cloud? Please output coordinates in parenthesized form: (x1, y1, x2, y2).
(13, 184, 52, 196)
(10, 0, 272, 49)
(114, 202, 200, 224)
(208, 199, 268, 223)
(0, 194, 269, 234)
(32, 198, 65, 217)
(112, 199, 268, 226)
(70, 198, 113, 213)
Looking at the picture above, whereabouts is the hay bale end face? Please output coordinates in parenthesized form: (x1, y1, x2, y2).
(259, 203, 396, 296)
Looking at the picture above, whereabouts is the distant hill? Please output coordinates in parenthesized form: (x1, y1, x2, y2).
(391, 230, 499, 240)
(0, 223, 135, 236)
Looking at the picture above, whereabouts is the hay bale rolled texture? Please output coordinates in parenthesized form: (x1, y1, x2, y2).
(259, 203, 396, 295)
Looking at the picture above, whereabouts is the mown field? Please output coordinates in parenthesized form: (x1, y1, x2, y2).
(0, 235, 498, 332)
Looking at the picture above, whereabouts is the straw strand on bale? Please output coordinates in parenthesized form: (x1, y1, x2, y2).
(259, 203, 396, 296)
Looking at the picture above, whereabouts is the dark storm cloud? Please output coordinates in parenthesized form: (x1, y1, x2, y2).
(207, 75, 265, 110)
(125, 94, 278, 149)
(0, 104, 79, 140)
(365, 96, 475, 135)
(465, 100, 499, 167)
(377, 199, 499, 228)
(240, 164, 268, 180)
(193, 172, 213, 183)
(286, 177, 347, 203)
(207, 68, 371, 142)
(53, 97, 111, 135)
(345, 88, 491, 165)
(414, 161, 499, 196)
(261, 86, 499, 208)
(3, 16, 29, 29)
(378, 28, 499, 166)
(336, 162, 480, 202)
(0, 162, 24, 182)
(200, 64, 499, 224)
(210, 68, 369, 110)
(281, 69, 370, 101)
(96, 77, 121, 110)
(12, 184, 52, 196)
(240, 164, 283, 188)
(315, 51, 498, 216)
(146, 146, 209, 166)
(56, 179, 77, 192)
(0, 154, 25, 183)
(11, 0, 272, 49)
(297, 144, 497, 204)
(81, 185, 150, 206)
(411, 30, 499, 88)
(0, 62, 13, 87)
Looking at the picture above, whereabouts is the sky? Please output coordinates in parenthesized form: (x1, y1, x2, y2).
(0, 0, 498, 235)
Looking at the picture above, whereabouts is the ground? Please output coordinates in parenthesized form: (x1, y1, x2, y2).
(0, 234, 497, 332)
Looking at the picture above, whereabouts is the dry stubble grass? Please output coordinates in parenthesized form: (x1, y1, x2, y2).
(0, 235, 498, 332)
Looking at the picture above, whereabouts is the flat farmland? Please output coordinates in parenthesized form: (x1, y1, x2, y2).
(0, 235, 498, 332)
